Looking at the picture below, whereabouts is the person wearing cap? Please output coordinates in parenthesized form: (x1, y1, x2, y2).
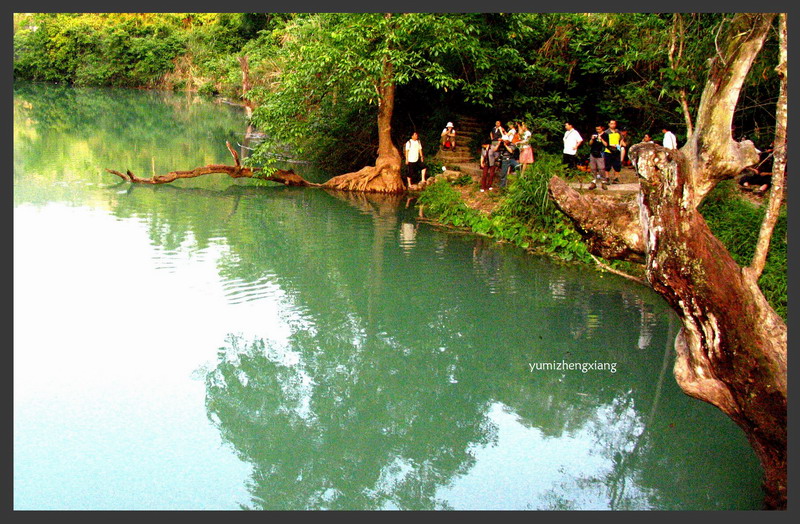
(441, 122, 457, 150)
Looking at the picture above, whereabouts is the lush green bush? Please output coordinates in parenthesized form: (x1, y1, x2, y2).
(417, 163, 594, 264)
(699, 180, 787, 319)
(494, 153, 565, 228)
(14, 14, 186, 87)
(419, 167, 785, 314)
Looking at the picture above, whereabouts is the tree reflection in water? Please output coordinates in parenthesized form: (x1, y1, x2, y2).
(200, 194, 759, 510)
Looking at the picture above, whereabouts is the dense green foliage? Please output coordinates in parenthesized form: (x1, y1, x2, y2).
(13, 12, 785, 315)
(418, 155, 595, 265)
(699, 182, 787, 320)
(13, 14, 187, 87)
(14, 13, 782, 169)
(243, 13, 502, 174)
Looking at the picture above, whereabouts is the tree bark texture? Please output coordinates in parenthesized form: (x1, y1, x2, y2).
(630, 142, 786, 509)
(548, 13, 785, 509)
(684, 13, 775, 205)
(548, 178, 645, 264)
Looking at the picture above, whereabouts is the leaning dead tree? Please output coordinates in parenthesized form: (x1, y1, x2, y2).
(107, 141, 315, 186)
(549, 13, 786, 509)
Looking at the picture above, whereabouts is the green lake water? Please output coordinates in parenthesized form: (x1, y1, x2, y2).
(13, 82, 764, 510)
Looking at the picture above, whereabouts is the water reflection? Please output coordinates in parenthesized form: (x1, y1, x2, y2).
(188, 192, 760, 510)
(203, 311, 750, 510)
(400, 222, 418, 253)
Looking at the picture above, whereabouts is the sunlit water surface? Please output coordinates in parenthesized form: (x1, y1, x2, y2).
(13, 82, 763, 510)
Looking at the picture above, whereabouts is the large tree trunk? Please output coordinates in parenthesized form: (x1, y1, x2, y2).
(322, 57, 405, 193)
(548, 13, 786, 509)
(631, 142, 786, 509)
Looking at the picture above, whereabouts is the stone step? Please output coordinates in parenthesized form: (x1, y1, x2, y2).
(454, 128, 483, 136)
(437, 137, 476, 147)
(444, 127, 479, 136)
(437, 151, 477, 161)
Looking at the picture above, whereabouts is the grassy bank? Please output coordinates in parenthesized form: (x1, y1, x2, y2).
(417, 155, 607, 265)
(417, 155, 786, 320)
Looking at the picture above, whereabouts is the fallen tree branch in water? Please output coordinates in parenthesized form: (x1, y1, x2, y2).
(588, 253, 646, 285)
(106, 141, 319, 187)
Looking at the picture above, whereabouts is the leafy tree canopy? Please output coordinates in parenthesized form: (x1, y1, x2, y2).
(13, 12, 781, 169)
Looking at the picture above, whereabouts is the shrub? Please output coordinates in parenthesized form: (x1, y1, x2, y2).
(495, 153, 566, 228)
(417, 170, 595, 264)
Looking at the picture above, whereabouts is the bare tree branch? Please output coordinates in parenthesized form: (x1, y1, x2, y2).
(106, 141, 319, 187)
(746, 12, 787, 280)
(669, 14, 694, 137)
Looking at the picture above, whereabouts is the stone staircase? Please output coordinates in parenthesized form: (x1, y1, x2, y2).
(433, 115, 484, 179)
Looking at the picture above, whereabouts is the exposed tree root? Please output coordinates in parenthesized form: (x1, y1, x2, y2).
(321, 163, 405, 194)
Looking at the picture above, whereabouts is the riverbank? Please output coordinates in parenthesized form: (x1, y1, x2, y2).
(412, 156, 644, 278)
(413, 160, 786, 319)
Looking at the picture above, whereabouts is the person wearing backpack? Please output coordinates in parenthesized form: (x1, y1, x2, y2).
(601, 119, 623, 184)
(587, 124, 607, 190)
(404, 132, 427, 187)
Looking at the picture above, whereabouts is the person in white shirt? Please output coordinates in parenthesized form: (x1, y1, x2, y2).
(562, 121, 583, 170)
(404, 132, 427, 186)
(662, 127, 678, 149)
(440, 122, 457, 150)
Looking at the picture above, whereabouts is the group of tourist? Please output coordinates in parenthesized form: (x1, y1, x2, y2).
(479, 120, 535, 192)
(564, 120, 679, 190)
(402, 118, 685, 192)
(480, 118, 680, 193)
